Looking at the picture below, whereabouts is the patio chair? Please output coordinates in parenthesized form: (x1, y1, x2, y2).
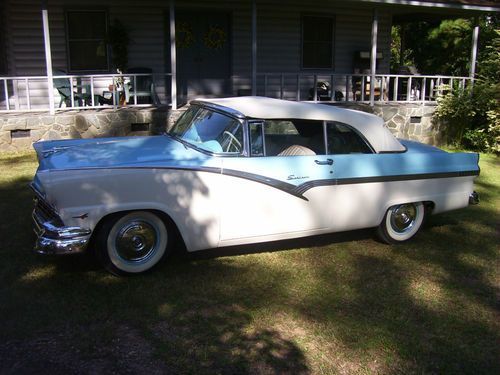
(125, 67, 161, 105)
(52, 69, 91, 107)
(308, 81, 330, 101)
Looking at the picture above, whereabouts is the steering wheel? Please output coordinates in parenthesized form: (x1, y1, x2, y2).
(222, 131, 242, 152)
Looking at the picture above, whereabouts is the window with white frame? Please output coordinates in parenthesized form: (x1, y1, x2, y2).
(66, 10, 108, 72)
(302, 15, 335, 69)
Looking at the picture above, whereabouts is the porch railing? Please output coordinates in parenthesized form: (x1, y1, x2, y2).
(254, 73, 474, 103)
(0, 72, 474, 113)
(0, 73, 172, 113)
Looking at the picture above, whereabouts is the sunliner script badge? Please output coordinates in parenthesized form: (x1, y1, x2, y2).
(287, 175, 309, 181)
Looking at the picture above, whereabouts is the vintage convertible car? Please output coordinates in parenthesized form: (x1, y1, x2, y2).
(31, 97, 480, 274)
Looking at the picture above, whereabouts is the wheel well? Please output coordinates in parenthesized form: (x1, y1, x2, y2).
(151, 209, 186, 252)
(89, 209, 186, 254)
(423, 201, 435, 214)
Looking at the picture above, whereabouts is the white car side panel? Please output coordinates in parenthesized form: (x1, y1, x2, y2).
(218, 175, 330, 242)
(48, 168, 222, 251)
(47, 167, 475, 253)
(218, 174, 475, 248)
(317, 176, 475, 233)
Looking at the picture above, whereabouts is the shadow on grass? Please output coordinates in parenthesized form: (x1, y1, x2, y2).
(286, 200, 500, 374)
(0, 154, 498, 374)
(0, 171, 310, 374)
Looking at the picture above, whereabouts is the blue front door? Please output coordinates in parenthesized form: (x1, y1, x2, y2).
(175, 11, 231, 102)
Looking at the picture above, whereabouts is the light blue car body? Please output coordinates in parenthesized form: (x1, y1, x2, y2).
(30, 98, 480, 273)
(33, 134, 479, 196)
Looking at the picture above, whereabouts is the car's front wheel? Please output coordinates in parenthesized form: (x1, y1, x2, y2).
(377, 202, 425, 244)
(96, 211, 169, 275)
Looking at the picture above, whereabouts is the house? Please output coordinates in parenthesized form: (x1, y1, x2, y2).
(0, 0, 499, 150)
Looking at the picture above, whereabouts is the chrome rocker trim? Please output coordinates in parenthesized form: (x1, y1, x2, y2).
(32, 207, 91, 255)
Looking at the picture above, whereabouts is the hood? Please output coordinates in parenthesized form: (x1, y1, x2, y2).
(33, 135, 209, 171)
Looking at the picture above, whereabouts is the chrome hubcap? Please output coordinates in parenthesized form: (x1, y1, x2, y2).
(390, 204, 417, 233)
(115, 220, 158, 262)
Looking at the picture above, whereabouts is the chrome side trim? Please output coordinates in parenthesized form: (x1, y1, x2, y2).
(33, 165, 480, 201)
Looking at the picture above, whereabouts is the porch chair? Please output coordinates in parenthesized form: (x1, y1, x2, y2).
(125, 67, 161, 105)
(308, 81, 330, 101)
(52, 69, 91, 107)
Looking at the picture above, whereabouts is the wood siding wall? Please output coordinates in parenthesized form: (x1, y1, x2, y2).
(3, 0, 392, 108)
(256, 0, 391, 74)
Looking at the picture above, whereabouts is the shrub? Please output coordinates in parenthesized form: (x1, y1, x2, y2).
(434, 82, 500, 152)
(434, 28, 500, 153)
(485, 109, 500, 153)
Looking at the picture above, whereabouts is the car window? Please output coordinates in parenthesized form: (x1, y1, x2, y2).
(169, 106, 243, 154)
(263, 119, 325, 156)
(326, 122, 373, 154)
(265, 120, 299, 135)
(249, 122, 265, 156)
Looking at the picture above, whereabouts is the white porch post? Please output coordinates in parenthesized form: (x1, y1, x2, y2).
(469, 18, 479, 79)
(170, 0, 177, 110)
(370, 8, 378, 106)
(42, 1, 55, 115)
(251, 0, 257, 96)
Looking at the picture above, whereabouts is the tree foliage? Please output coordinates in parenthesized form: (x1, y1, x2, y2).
(433, 26, 500, 153)
(392, 16, 499, 76)
(393, 16, 499, 152)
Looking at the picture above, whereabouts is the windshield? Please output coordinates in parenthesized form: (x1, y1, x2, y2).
(169, 105, 243, 154)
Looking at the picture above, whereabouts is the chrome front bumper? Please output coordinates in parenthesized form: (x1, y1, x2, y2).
(31, 185, 91, 255)
(33, 211, 92, 255)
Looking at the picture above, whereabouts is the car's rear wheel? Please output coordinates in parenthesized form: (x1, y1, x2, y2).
(377, 202, 425, 244)
(96, 211, 169, 275)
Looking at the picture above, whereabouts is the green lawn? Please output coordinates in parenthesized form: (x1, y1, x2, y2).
(0, 151, 498, 374)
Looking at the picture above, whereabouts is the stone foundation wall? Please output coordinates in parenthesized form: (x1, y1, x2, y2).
(339, 103, 444, 146)
(0, 103, 442, 152)
(0, 108, 183, 152)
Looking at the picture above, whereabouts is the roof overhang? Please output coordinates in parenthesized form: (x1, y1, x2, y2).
(353, 0, 500, 12)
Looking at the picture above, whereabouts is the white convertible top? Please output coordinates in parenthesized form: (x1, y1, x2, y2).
(195, 96, 405, 153)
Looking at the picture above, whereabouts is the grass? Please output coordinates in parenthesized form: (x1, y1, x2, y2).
(0, 150, 498, 374)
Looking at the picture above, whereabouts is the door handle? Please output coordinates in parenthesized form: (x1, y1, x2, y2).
(314, 158, 333, 165)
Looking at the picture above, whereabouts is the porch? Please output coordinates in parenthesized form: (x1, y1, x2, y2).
(0, 0, 497, 151)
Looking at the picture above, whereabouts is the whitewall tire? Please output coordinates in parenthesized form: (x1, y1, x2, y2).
(377, 202, 425, 244)
(97, 211, 169, 275)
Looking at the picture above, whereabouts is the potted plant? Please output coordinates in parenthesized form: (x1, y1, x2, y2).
(107, 19, 130, 105)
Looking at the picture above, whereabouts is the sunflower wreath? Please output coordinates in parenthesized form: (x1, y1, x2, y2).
(176, 22, 194, 49)
(204, 25, 226, 50)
